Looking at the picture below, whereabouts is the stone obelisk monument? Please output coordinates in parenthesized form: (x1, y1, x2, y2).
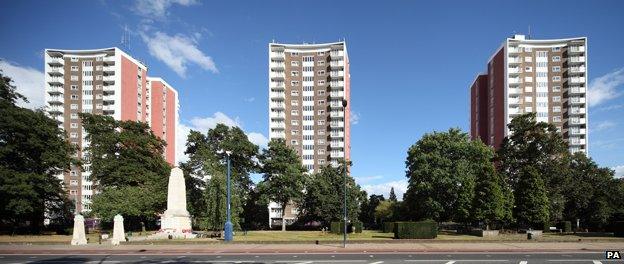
(111, 214, 125, 245)
(70, 214, 87, 245)
(160, 167, 192, 237)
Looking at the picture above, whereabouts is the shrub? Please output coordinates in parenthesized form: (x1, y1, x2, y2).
(330, 221, 354, 234)
(612, 221, 624, 237)
(353, 221, 363, 233)
(393, 220, 437, 239)
(382, 222, 395, 233)
(542, 222, 550, 233)
(557, 221, 572, 233)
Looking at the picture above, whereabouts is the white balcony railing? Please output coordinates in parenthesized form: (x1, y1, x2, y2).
(330, 60, 344, 67)
(508, 78, 521, 84)
(270, 61, 285, 69)
(568, 77, 586, 84)
(270, 82, 285, 88)
(569, 67, 586, 74)
(569, 56, 586, 63)
(569, 138, 586, 145)
(270, 71, 285, 79)
(508, 46, 520, 53)
(270, 51, 285, 59)
(48, 95, 64, 104)
(569, 97, 586, 104)
(330, 81, 344, 87)
(330, 71, 344, 78)
(48, 85, 64, 94)
(48, 67, 64, 76)
(47, 57, 64, 66)
(271, 123, 285, 129)
(569, 107, 586, 114)
(508, 56, 521, 63)
(569, 46, 585, 53)
(330, 91, 344, 98)
(569, 128, 586, 135)
(570, 118, 586, 125)
(270, 111, 285, 119)
(330, 50, 344, 57)
(508, 107, 520, 114)
(569, 87, 586, 94)
(48, 77, 64, 85)
(508, 67, 520, 74)
(508, 88, 521, 94)
(330, 111, 344, 118)
(270, 92, 285, 99)
(508, 97, 520, 104)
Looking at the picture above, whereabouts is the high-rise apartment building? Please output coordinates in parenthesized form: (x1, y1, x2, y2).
(268, 41, 351, 173)
(470, 35, 588, 154)
(44, 47, 178, 212)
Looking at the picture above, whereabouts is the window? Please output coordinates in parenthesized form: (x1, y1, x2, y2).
(291, 130, 299, 135)
(317, 120, 326, 125)
(524, 76, 533, 82)
(317, 70, 325, 75)
(553, 96, 561, 102)
(291, 100, 298, 106)
(552, 86, 561, 92)
(317, 110, 325, 115)
(71, 75, 79, 81)
(83, 80, 93, 86)
(552, 56, 561, 62)
(71, 94, 79, 100)
(525, 66, 533, 72)
(291, 71, 299, 77)
(70, 57, 79, 62)
(291, 140, 299, 145)
(552, 76, 561, 82)
(525, 96, 533, 102)
(70, 190, 77, 195)
(525, 86, 533, 92)
(70, 180, 78, 186)
(525, 47, 532, 52)
(317, 100, 325, 105)
(71, 85, 78, 90)
(525, 106, 533, 112)
(317, 51, 325, 55)
(291, 120, 299, 126)
(318, 130, 325, 135)
(553, 106, 561, 112)
(83, 61, 93, 67)
(83, 90, 92, 96)
(303, 56, 314, 62)
(553, 116, 562, 122)
(524, 56, 532, 62)
(291, 110, 299, 115)
(291, 81, 299, 86)
(303, 76, 313, 81)
(291, 90, 299, 96)
(71, 66, 78, 71)
(291, 52, 299, 56)
(71, 113, 78, 119)
(70, 132, 78, 138)
(83, 71, 93, 76)
(317, 61, 325, 66)
(317, 90, 326, 96)
(291, 61, 299, 67)
(70, 104, 78, 109)
(70, 123, 78, 128)
(319, 159, 326, 165)
(552, 47, 561, 52)
(552, 66, 561, 72)
(317, 80, 325, 85)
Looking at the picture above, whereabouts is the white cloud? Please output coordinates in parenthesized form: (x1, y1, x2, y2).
(134, 0, 199, 18)
(141, 31, 218, 77)
(350, 111, 360, 125)
(588, 68, 624, 107)
(247, 132, 269, 148)
(175, 112, 268, 163)
(593, 120, 616, 132)
(244, 97, 255, 102)
(0, 60, 45, 109)
(360, 179, 408, 200)
(614, 165, 624, 179)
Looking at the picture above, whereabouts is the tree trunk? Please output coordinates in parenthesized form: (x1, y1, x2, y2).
(281, 203, 287, 232)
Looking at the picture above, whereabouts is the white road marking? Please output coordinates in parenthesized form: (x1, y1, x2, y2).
(406, 261, 507, 263)
(369, 261, 384, 264)
(519, 261, 528, 264)
(593, 261, 603, 264)
(445, 261, 456, 264)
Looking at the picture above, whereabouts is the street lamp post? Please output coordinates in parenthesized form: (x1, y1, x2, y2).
(219, 150, 234, 242)
(342, 99, 348, 248)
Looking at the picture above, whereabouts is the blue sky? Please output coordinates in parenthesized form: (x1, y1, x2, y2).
(1, 0, 623, 198)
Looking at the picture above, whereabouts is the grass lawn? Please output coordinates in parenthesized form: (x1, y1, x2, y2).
(233, 230, 393, 242)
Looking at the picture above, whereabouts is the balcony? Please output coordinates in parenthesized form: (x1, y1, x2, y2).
(330, 111, 344, 118)
(48, 67, 64, 76)
(508, 97, 520, 105)
(270, 71, 285, 80)
(270, 81, 285, 89)
(270, 92, 285, 99)
(569, 97, 586, 104)
(270, 51, 285, 60)
(103, 66, 115, 74)
(569, 46, 585, 53)
(330, 81, 344, 88)
(508, 107, 520, 115)
(330, 151, 345, 158)
(568, 56, 586, 64)
(270, 101, 285, 109)
(329, 100, 343, 108)
(53, 115, 64, 123)
(48, 57, 64, 66)
(103, 95, 115, 102)
(47, 105, 64, 114)
(508, 78, 521, 84)
(508, 88, 521, 94)
(569, 86, 586, 94)
(569, 128, 586, 135)
(330, 121, 344, 128)
(568, 66, 586, 74)
(270, 61, 285, 69)
(569, 107, 586, 115)
(508, 67, 520, 74)
(103, 85, 116, 94)
(270, 111, 285, 119)
(48, 85, 64, 95)
(48, 77, 64, 86)
(330, 131, 344, 138)
(103, 75, 115, 84)
(508, 56, 521, 64)
(271, 123, 285, 129)
(330, 50, 344, 57)
(330, 71, 344, 79)
(330, 141, 344, 148)
(508, 46, 520, 53)
(569, 138, 586, 145)
(103, 56, 116, 65)
(569, 118, 586, 125)
(330, 60, 344, 68)
(270, 131, 285, 138)
(48, 95, 64, 104)
(330, 91, 344, 98)
(568, 77, 586, 84)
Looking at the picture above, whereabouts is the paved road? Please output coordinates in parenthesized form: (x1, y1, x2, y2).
(0, 252, 618, 264)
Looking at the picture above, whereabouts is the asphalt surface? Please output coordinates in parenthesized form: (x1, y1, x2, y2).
(0, 252, 620, 264)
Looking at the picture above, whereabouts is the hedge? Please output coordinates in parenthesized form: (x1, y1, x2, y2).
(613, 221, 624, 237)
(382, 222, 395, 233)
(353, 221, 363, 233)
(330, 221, 358, 234)
(557, 221, 572, 233)
(393, 220, 437, 239)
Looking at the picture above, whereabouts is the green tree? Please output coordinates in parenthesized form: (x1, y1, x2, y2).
(497, 113, 569, 226)
(258, 139, 306, 231)
(404, 128, 492, 223)
(471, 145, 511, 229)
(563, 152, 619, 229)
(182, 124, 259, 227)
(359, 194, 385, 229)
(514, 165, 550, 227)
(241, 186, 269, 230)
(374, 200, 394, 224)
(0, 72, 76, 233)
(81, 114, 170, 226)
(388, 187, 397, 202)
(298, 161, 366, 226)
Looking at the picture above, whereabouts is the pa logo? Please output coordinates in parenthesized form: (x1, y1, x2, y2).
(606, 250, 621, 259)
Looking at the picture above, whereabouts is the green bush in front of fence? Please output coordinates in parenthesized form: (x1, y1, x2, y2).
(393, 220, 438, 239)
(382, 222, 395, 233)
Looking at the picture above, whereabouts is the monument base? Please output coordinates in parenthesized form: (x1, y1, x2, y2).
(161, 213, 192, 233)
